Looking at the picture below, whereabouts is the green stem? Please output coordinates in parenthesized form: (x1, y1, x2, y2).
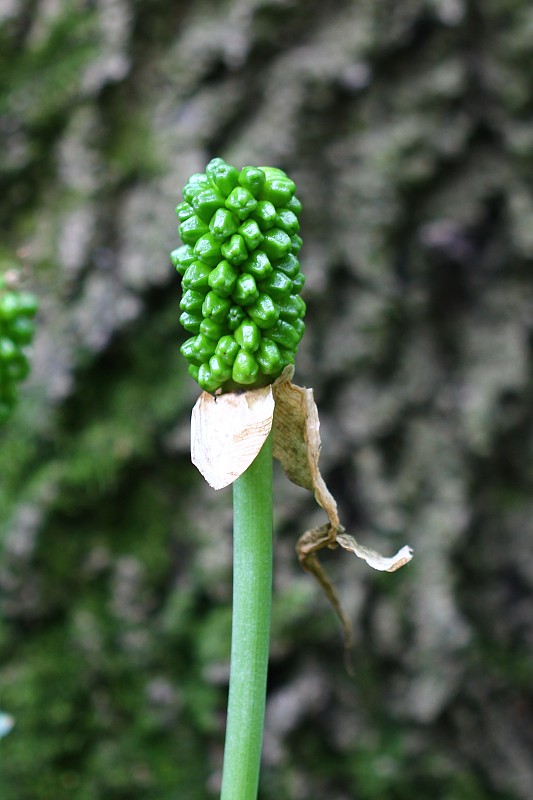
(220, 432, 273, 800)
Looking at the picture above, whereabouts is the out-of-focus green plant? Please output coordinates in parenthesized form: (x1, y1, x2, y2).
(0, 269, 38, 425)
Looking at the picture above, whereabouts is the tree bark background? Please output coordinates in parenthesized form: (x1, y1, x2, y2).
(1, 1, 532, 798)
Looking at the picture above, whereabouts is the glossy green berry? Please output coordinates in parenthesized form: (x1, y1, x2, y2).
(181, 336, 204, 366)
(182, 261, 212, 292)
(232, 273, 259, 307)
(238, 220, 263, 251)
(173, 159, 305, 393)
(175, 202, 195, 222)
(259, 177, 295, 206)
(209, 354, 232, 383)
(261, 228, 292, 260)
(210, 208, 239, 241)
(215, 335, 240, 365)
(276, 253, 300, 279)
(234, 319, 261, 352)
(191, 188, 225, 223)
(206, 158, 240, 197)
(291, 272, 306, 293)
(178, 215, 210, 245)
(0, 337, 17, 361)
(242, 250, 272, 280)
(202, 291, 231, 323)
(278, 294, 306, 322)
(179, 311, 202, 334)
(239, 166, 266, 197)
(8, 316, 36, 345)
(221, 234, 248, 266)
(225, 187, 258, 221)
(198, 363, 221, 393)
(250, 201, 277, 230)
(194, 334, 218, 362)
(182, 173, 210, 204)
(193, 233, 222, 267)
(258, 269, 292, 300)
(170, 245, 196, 276)
(227, 304, 247, 331)
(180, 289, 204, 313)
(199, 318, 227, 341)
(256, 337, 283, 375)
(268, 319, 302, 350)
(247, 294, 279, 329)
(208, 260, 239, 298)
(275, 209, 300, 235)
(232, 350, 259, 385)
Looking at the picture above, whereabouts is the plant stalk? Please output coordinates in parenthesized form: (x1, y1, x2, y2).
(220, 432, 273, 800)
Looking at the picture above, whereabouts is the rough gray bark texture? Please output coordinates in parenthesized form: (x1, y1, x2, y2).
(1, 1, 532, 798)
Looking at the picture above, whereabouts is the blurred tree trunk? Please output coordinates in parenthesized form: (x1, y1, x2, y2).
(1, 1, 532, 798)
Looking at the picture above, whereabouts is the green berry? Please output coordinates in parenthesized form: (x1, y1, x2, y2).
(0, 337, 17, 361)
(258, 270, 293, 300)
(199, 318, 227, 341)
(232, 274, 259, 307)
(256, 337, 283, 375)
(181, 336, 204, 366)
(0, 293, 19, 320)
(191, 188, 225, 223)
(232, 350, 259, 385)
(193, 233, 222, 267)
(247, 294, 279, 329)
(234, 319, 261, 352)
(227, 305, 247, 331)
(202, 291, 231, 324)
(182, 261, 212, 292)
(179, 311, 202, 334)
(242, 250, 272, 280)
(261, 228, 292, 260)
(221, 234, 248, 266)
(206, 158, 240, 197)
(250, 200, 277, 230)
(268, 319, 302, 350)
(182, 173, 210, 204)
(8, 316, 36, 345)
(239, 166, 266, 197)
(193, 334, 218, 362)
(180, 289, 205, 313)
(209, 354, 232, 383)
(275, 209, 300, 236)
(277, 294, 306, 322)
(173, 159, 305, 393)
(210, 208, 239, 241)
(276, 253, 300, 279)
(238, 219, 263, 251)
(208, 260, 239, 298)
(178, 215, 210, 245)
(170, 245, 196, 275)
(175, 202, 195, 222)
(198, 363, 221, 393)
(215, 335, 240, 365)
(225, 187, 258, 221)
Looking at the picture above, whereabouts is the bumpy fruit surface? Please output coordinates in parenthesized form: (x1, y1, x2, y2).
(0, 273, 38, 425)
(172, 159, 305, 393)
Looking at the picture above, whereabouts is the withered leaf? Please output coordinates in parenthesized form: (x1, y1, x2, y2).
(189, 369, 413, 656)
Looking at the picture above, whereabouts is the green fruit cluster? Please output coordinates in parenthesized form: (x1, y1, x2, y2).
(0, 274, 38, 424)
(172, 158, 306, 394)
